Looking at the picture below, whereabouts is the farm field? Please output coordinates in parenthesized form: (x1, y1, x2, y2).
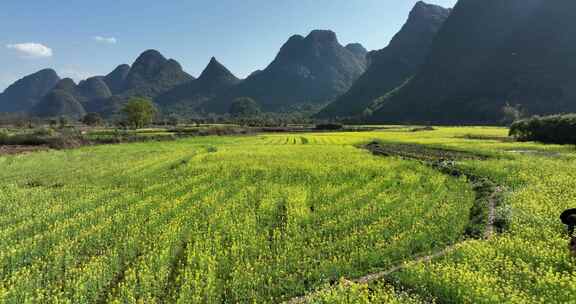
(0, 127, 575, 303)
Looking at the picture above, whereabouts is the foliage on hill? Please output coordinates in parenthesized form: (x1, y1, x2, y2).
(229, 97, 261, 117)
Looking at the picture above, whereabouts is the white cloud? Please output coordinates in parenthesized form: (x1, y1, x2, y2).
(6, 43, 53, 58)
(93, 36, 117, 44)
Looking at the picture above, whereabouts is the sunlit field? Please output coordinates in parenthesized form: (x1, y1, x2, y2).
(1, 127, 575, 303)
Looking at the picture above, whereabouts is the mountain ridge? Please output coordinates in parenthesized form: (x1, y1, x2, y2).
(0, 69, 61, 113)
(155, 57, 241, 112)
(31, 78, 87, 119)
(317, 1, 450, 118)
(205, 29, 367, 113)
(369, 0, 576, 124)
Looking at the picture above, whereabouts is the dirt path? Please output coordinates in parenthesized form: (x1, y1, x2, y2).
(484, 186, 502, 239)
(0, 145, 49, 155)
(284, 245, 462, 304)
(282, 142, 501, 304)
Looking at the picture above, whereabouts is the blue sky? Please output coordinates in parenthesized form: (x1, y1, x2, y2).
(0, 0, 457, 91)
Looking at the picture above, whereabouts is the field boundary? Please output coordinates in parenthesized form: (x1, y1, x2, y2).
(282, 141, 504, 304)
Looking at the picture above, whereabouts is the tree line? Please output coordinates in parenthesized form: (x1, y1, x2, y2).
(0, 96, 326, 129)
(510, 114, 576, 144)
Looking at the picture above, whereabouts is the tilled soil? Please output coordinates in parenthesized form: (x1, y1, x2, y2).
(365, 141, 489, 162)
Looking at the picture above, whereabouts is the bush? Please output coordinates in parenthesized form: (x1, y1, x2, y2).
(0, 129, 9, 141)
(32, 128, 57, 137)
(45, 135, 84, 149)
(494, 204, 513, 233)
(410, 126, 435, 132)
(501, 103, 524, 125)
(0, 131, 52, 146)
(315, 123, 344, 131)
(510, 114, 576, 144)
(82, 113, 105, 126)
(229, 97, 261, 118)
(0, 127, 85, 149)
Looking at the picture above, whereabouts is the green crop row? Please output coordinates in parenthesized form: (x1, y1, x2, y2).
(0, 132, 473, 303)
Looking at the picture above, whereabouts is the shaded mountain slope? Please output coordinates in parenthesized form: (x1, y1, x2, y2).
(103, 64, 130, 94)
(31, 49, 195, 118)
(0, 69, 61, 113)
(370, 0, 576, 124)
(206, 30, 367, 113)
(156, 57, 240, 111)
(31, 78, 87, 119)
(120, 50, 194, 99)
(317, 1, 450, 118)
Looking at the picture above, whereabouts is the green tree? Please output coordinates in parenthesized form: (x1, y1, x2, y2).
(82, 112, 105, 126)
(362, 108, 374, 118)
(166, 113, 181, 126)
(229, 97, 261, 117)
(122, 97, 158, 129)
(501, 102, 524, 125)
(58, 116, 70, 129)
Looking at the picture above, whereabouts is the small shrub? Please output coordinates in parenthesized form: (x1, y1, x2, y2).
(315, 123, 343, 131)
(25, 180, 45, 188)
(46, 135, 84, 149)
(501, 103, 525, 126)
(410, 126, 435, 132)
(32, 128, 56, 137)
(229, 97, 261, 118)
(494, 204, 513, 232)
(0, 129, 9, 142)
(82, 113, 105, 126)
